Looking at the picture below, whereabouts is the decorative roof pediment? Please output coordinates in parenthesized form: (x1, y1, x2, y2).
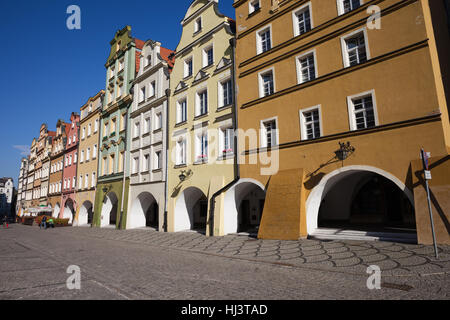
(215, 57, 231, 71)
(194, 69, 209, 82)
(175, 81, 188, 92)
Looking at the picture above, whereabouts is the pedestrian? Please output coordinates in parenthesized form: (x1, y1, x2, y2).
(2, 215, 8, 229)
(40, 216, 48, 230)
(47, 217, 55, 229)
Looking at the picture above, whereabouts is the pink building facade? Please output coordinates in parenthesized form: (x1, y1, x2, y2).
(60, 112, 80, 223)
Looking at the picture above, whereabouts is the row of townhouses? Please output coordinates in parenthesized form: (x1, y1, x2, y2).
(16, 0, 450, 245)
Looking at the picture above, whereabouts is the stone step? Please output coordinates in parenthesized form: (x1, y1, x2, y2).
(309, 228, 417, 243)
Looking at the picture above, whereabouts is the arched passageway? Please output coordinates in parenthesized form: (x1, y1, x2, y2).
(101, 192, 118, 228)
(53, 203, 60, 218)
(224, 179, 266, 235)
(306, 166, 416, 240)
(174, 187, 207, 233)
(78, 201, 94, 226)
(129, 192, 159, 229)
(63, 199, 75, 224)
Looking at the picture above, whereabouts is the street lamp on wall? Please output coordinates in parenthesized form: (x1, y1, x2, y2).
(335, 142, 355, 161)
(179, 169, 192, 182)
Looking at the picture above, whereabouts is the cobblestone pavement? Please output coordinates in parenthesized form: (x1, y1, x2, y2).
(1, 224, 449, 300)
(60, 226, 450, 278)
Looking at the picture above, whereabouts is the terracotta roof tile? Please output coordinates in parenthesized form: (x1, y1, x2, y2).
(160, 47, 175, 72)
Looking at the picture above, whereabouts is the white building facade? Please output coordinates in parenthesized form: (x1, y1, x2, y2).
(126, 40, 173, 230)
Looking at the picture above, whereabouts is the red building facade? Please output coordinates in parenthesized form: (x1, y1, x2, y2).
(60, 112, 80, 223)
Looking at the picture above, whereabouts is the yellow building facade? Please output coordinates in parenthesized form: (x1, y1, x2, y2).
(233, 0, 450, 243)
(167, 0, 237, 236)
(74, 91, 104, 226)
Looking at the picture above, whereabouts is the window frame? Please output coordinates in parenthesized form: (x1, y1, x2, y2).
(296, 49, 318, 84)
(292, 2, 313, 37)
(346, 89, 379, 131)
(256, 24, 273, 55)
(340, 27, 370, 68)
(258, 67, 276, 98)
(337, 0, 363, 16)
(299, 105, 323, 141)
(260, 117, 279, 148)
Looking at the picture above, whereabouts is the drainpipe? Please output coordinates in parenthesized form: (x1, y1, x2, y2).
(164, 87, 171, 232)
(119, 107, 128, 230)
(208, 37, 240, 236)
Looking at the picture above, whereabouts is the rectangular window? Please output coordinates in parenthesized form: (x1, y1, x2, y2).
(342, 30, 368, 67)
(79, 175, 83, 189)
(177, 139, 186, 166)
(140, 86, 146, 103)
(197, 133, 208, 161)
(85, 174, 89, 189)
(104, 122, 109, 137)
(86, 148, 90, 161)
(132, 157, 139, 174)
(150, 81, 156, 97)
(297, 52, 316, 83)
(262, 119, 277, 148)
(155, 113, 162, 130)
(143, 154, 149, 172)
(203, 46, 214, 67)
(88, 124, 92, 136)
(184, 57, 193, 78)
(144, 117, 151, 134)
(294, 5, 312, 37)
(91, 172, 96, 188)
(259, 69, 275, 97)
(94, 119, 99, 133)
(177, 99, 187, 123)
(109, 154, 115, 175)
(257, 26, 272, 54)
(221, 127, 234, 154)
(134, 122, 140, 138)
(154, 151, 162, 170)
(195, 17, 202, 33)
(82, 127, 86, 139)
(338, 0, 361, 15)
(221, 79, 233, 107)
(197, 90, 208, 116)
(111, 118, 116, 134)
(349, 93, 377, 130)
(119, 151, 124, 172)
(93, 145, 97, 159)
(80, 150, 84, 163)
(249, 0, 260, 14)
(102, 157, 107, 175)
(300, 107, 322, 140)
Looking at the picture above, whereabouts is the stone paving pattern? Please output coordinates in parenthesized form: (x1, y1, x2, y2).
(1, 224, 449, 300)
(60, 226, 450, 278)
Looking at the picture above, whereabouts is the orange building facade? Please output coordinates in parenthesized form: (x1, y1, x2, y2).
(233, 0, 450, 244)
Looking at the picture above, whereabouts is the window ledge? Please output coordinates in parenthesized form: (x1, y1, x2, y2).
(175, 121, 187, 128)
(194, 113, 209, 121)
(174, 164, 187, 169)
(248, 8, 261, 18)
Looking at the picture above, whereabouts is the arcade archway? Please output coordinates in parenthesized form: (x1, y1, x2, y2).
(306, 166, 416, 239)
(174, 187, 207, 233)
(223, 179, 266, 235)
(101, 192, 118, 228)
(129, 192, 159, 229)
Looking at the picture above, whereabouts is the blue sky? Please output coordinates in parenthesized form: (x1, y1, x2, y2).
(0, 0, 235, 186)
